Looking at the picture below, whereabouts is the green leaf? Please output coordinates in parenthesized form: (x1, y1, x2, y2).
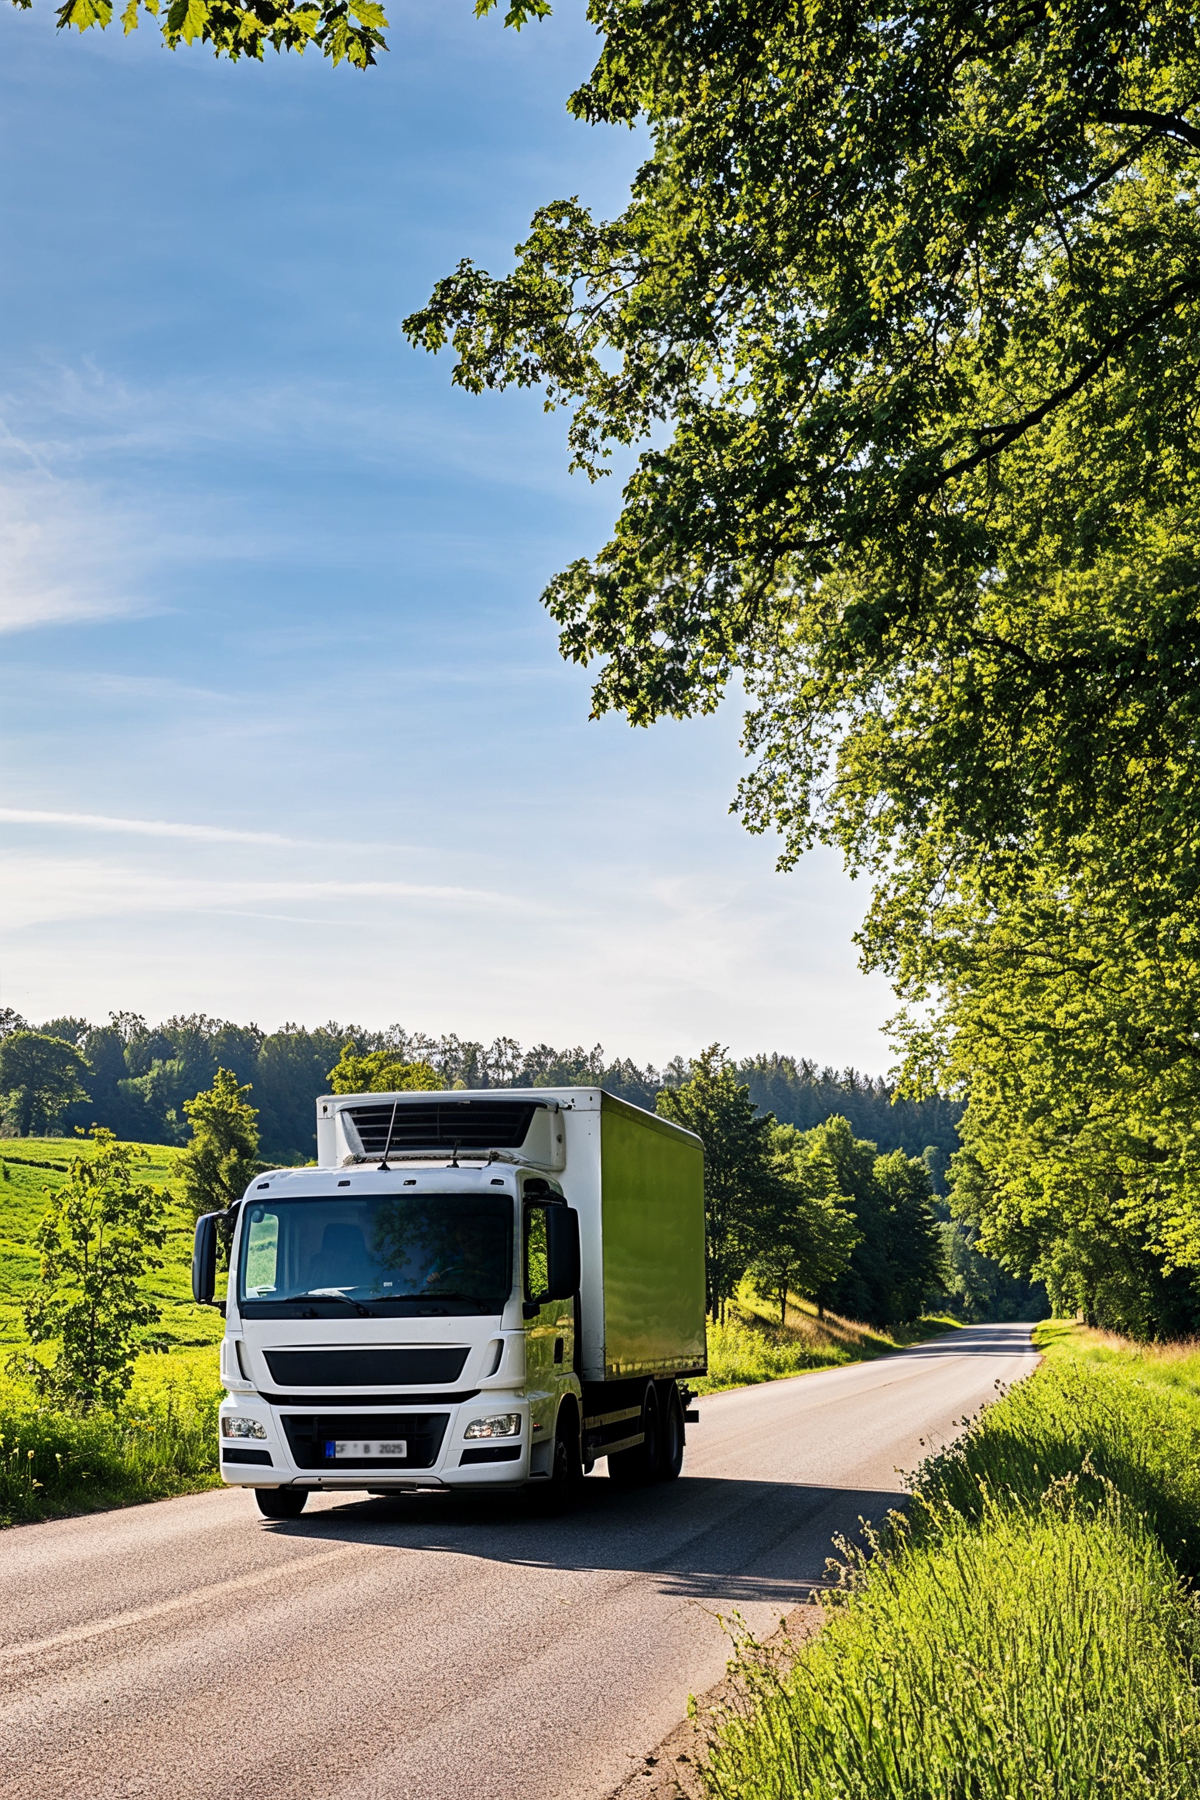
(55, 0, 113, 31)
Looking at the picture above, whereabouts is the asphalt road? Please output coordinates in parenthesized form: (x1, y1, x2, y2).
(1, 1322, 1036, 1800)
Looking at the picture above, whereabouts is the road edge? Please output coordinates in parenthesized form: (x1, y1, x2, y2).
(603, 1601, 826, 1800)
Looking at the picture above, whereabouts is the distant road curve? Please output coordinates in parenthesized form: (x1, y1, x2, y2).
(0, 1322, 1036, 1800)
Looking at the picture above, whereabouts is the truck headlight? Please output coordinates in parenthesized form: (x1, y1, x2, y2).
(463, 1414, 520, 1439)
(221, 1415, 267, 1440)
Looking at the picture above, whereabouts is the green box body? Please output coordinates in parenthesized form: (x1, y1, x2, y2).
(574, 1092, 706, 1383)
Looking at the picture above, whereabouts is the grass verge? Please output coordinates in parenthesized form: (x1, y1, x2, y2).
(702, 1320, 1200, 1800)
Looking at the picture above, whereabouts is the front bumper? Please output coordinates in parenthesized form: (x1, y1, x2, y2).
(217, 1393, 534, 1489)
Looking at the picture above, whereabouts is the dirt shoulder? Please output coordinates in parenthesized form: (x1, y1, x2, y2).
(605, 1601, 826, 1800)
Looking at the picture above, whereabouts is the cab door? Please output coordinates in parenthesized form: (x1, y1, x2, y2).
(522, 1197, 575, 1465)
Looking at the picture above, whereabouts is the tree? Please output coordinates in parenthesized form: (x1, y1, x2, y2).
(326, 1046, 442, 1094)
(738, 1054, 960, 1161)
(256, 1023, 350, 1162)
(802, 1118, 945, 1328)
(408, 1, 1200, 1338)
(656, 1044, 782, 1317)
(178, 1068, 261, 1221)
(22, 1129, 168, 1412)
(873, 1150, 949, 1326)
(933, 1164, 1049, 1326)
(0, 1006, 966, 1165)
(891, 856, 1200, 1338)
(0, 1031, 90, 1136)
(410, 1, 1200, 747)
(749, 1125, 858, 1325)
(13, 0, 390, 68)
(408, 7, 1200, 918)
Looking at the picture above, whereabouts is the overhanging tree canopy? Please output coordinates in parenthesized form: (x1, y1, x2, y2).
(407, 0, 1200, 833)
(408, 0, 1200, 1329)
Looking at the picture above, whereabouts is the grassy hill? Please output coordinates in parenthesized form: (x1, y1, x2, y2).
(0, 1136, 224, 1360)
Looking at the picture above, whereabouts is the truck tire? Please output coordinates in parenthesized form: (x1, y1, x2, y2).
(254, 1487, 309, 1520)
(658, 1381, 685, 1481)
(530, 1406, 584, 1516)
(608, 1382, 660, 1487)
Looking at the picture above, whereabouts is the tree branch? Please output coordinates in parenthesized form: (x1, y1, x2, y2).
(1094, 107, 1200, 150)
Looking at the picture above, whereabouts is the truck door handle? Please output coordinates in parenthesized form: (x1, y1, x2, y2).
(553, 1337, 564, 1364)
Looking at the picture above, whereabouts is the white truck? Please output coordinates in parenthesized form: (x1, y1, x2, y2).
(194, 1087, 707, 1517)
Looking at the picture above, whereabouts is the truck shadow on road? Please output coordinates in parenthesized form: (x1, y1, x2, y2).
(255, 1475, 907, 1608)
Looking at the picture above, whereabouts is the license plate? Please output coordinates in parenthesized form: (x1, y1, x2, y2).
(327, 1440, 407, 1459)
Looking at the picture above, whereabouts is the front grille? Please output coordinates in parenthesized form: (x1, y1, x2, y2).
(281, 1413, 448, 1470)
(345, 1099, 540, 1155)
(264, 1348, 468, 1387)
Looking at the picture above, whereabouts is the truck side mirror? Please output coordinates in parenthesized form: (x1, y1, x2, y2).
(546, 1206, 581, 1301)
(192, 1211, 221, 1306)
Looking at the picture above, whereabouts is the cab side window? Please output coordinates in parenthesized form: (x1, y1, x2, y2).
(243, 1207, 280, 1296)
(524, 1205, 549, 1306)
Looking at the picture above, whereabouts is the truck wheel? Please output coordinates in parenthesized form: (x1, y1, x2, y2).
(254, 1487, 308, 1520)
(608, 1383, 660, 1487)
(530, 1410, 584, 1516)
(658, 1382, 685, 1481)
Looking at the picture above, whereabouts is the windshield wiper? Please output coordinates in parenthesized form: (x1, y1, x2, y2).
(274, 1291, 375, 1316)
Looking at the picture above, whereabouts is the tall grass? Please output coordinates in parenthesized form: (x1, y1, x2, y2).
(702, 1325, 1200, 1800)
(701, 1313, 859, 1390)
(917, 1350, 1200, 1579)
(706, 1490, 1200, 1800)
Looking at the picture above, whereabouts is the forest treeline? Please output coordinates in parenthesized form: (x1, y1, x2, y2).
(0, 1007, 959, 1166)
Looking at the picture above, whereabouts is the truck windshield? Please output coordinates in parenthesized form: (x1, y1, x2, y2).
(238, 1193, 513, 1316)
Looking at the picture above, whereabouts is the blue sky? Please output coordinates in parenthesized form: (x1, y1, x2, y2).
(0, 0, 892, 1070)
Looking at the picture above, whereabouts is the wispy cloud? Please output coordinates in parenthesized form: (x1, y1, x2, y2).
(5, 359, 621, 504)
(0, 854, 543, 930)
(0, 466, 155, 635)
(0, 807, 305, 847)
(0, 401, 326, 638)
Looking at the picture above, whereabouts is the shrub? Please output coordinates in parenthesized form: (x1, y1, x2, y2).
(21, 1130, 168, 1412)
